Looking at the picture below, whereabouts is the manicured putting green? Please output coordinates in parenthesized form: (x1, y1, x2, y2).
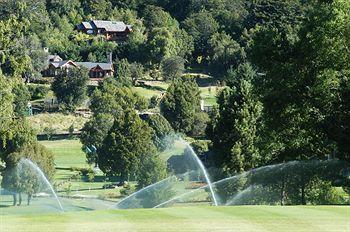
(1, 206, 349, 232)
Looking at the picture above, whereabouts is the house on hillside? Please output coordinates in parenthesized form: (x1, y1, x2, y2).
(76, 20, 132, 41)
(42, 60, 114, 79)
(48, 54, 63, 63)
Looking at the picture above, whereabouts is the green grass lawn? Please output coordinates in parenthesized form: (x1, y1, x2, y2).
(39, 140, 121, 198)
(39, 140, 88, 169)
(132, 81, 220, 106)
(1, 206, 349, 232)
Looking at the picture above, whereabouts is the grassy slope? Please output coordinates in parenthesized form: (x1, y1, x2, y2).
(40, 140, 88, 168)
(1, 206, 349, 232)
(39, 140, 121, 197)
(28, 113, 88, 134)
(132, 81, 220, 106)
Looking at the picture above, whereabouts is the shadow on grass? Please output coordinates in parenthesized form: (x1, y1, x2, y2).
(138, 83, 166, 92)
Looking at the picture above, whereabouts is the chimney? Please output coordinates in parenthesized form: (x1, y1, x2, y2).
(44, 47, 49, 53)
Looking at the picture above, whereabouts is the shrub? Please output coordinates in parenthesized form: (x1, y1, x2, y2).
(68, 124, 75, 138)
(190, 112, 209, 137)
(71, 167, 94, 177)
(191, 140, 210, 156)
(149, 95, 160, 108)
(120, 184, 134, 196)
(307, 180, 348, 205)
(27, 85, 50, 100)
(87, 172, 95, 182)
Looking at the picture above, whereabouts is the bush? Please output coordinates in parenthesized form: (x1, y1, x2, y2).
(120, 184, 134, 196)
(71, 167, 94, 177)
(307, 180, 348, 205)
(190, 112, 209, 137)
(27, 85, 50, 100)
(191, 140, 210, 156)
(149, 95, 160, 108)
(68, 124, 75, 138)
(87, 172, 95, 182)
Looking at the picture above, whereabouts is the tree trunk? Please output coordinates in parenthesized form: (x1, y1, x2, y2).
(13, 194, 17, 206)
(301, 185, 306, 205)
(27, 194, 32, 205)
(280, 180, 286, 206)
(18, 192, 22, 206)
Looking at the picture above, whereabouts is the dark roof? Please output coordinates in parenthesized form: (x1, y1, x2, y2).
(50, 60, 112, 71)
(77, 20, 131, 32)
(76, 62, 113, 71)
(50, 60, 76, 68)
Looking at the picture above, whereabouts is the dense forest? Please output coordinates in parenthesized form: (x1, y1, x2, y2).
(1, 0, 350, 206)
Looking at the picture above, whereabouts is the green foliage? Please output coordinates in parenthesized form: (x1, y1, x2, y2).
(80, 113, 114, 165)
(51, 67, 89, 112)
(27, 84, 49, 100)
(161, 56, 185, 81)
(191, 140, 210, 156)
(183, 10, 219, 58)
(191, 112, 209, 137)
(12, 79, 31, 117)
(1, 142, 55, 203)
(143, 114, 174, 152)
(161, 76, 201, 134)
(209, 32, 245, 78)
(208, 63, 262, 174)
(149, 95, 160, 108)
(137, 154, 167, 189)
(114, 59, 132, 86)
(0, 119, 36, 160)
(0, 75, 14, 149)
(90, 77, 148, 116)
(98, 109, 156, 179)
(307, 180, 348, 205)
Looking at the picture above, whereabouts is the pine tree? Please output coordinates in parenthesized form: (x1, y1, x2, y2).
(97, 109, 156, 180)
(208, 63, 262, 174)
(160, 76, 201, 134)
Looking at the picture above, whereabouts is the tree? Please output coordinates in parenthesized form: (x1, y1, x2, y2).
(161, 56, 185, 81)
(244, 0, 306, 29)
(208, 63, 263, 174)
(144, 8, 194, 64)
(137, 153, 167, 189)
(161, 76, 201, 134)
(142, 5, 179, 29)
(209, 32, 245, 78)
(0, 15, 30, 76)
(183, 10, 219, 59)
(97, 109, 156, 180)
(143, 114, 174, 152)
(24, 34, 48, 81)
(147, 27, 179, 64)
(90, 77, 148, 116)
(248, 0, 350, 163)
(136, 153, 175, 208)
(114, 58, 132, 86)
(191, 111, 209, 137)
(0, 75, 14, 152)
(51, 67, 89, 112)
(82, 0, 112, 19)
(12, 79, 30, 117)
(80, 113, 114, 165)
(1, 142, 55, 205)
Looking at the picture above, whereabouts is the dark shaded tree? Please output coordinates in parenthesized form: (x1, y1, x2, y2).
(161, 76, 201, 134)
(51, 67, 89, 112)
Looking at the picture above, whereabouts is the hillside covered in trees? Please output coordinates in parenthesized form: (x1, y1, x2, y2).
(1, 0, 350, 207)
